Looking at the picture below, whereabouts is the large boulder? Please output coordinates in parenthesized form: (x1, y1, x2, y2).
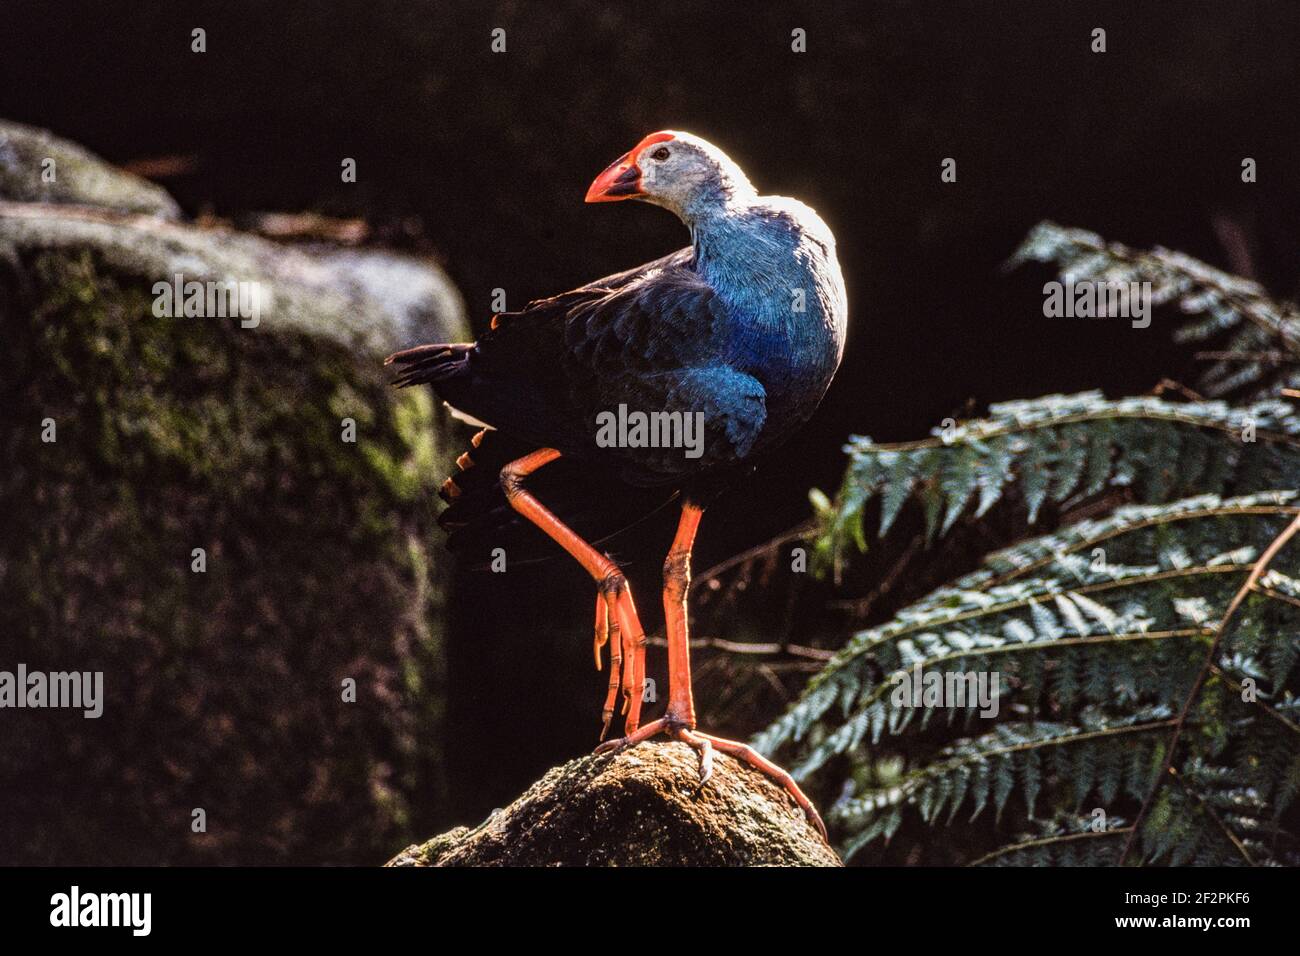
(0, 123, 468, 865)
(0, 120, 181, 217)
(0, 202, 462, 351)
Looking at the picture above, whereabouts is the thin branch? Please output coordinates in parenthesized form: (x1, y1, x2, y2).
(1192, 350, 1295, 363)
(689, 519, 816, 594)
(1251, 584, 1300, 611)
(1206, 663, 1300, 736)
(755, 662, 791, 698)
(967, 827, 1132, 867)
(1169, 766, 1255, 865)
(643, 633, 834, 661)
(1119, 511, 1300, 865)
(827, 534, 923, 618)
(1151, 378, 1206, 402)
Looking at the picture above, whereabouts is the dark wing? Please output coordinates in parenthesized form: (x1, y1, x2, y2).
(387, 248, 767, 557)
(388, 249, 688, 444)
(406, 248, 765, 482)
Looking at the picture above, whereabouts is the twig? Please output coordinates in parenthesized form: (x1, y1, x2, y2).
(1151, 378, 1206, 402)
(643, 633, 834, 661)
(1193, 350, 1294, 363)
(827, 534, 923, 617)
(1118, 511, 1300, 865)
(1169, 766, 1254, 865)
(1206, 662, 1300, 736)
(967, 826, 1133, 867)
(689, 519, 817, 594)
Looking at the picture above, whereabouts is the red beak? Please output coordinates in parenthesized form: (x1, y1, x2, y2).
(585, 132, 677, 203)
(584, 151, 643, 203)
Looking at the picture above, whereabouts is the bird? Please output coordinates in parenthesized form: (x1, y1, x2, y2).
(387, 130, 847, 838)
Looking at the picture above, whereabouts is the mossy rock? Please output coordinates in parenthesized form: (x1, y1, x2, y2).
(387, 741, 842, 867)
(0, 201, 463, 351)
(0, 131, 469, 864)
(0, 120, 181, 217)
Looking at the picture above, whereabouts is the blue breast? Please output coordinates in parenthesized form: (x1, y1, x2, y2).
(691, 200, 847, 447)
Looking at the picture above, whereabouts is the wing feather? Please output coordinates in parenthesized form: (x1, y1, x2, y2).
(422, 248, 767, 484)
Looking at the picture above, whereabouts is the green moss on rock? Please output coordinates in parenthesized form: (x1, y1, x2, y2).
(0, 160, 468, 863)
(0, 201, 464, 351)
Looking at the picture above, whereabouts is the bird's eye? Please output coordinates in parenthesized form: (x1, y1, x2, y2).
(651, 146, 671, 161)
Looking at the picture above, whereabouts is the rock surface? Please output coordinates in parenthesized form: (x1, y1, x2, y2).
(1, 121, 468, 865)
(0, 202, 463, 351)
(0, 120, 181, 217)
(386, 740, 842, 867)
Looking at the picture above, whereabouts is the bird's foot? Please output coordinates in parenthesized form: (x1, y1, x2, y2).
(593, 577, 646, 740)
(594, 717, 827, 841)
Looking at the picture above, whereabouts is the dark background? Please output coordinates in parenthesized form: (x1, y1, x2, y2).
(3, 0, 1299, 854)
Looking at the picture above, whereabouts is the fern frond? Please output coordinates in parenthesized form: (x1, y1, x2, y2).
(778, 225, 1300, 864)
(761, 491, 1299, 758)
(1137, 757, 1297, 866)
(1009, 221, 1300, 400)
(831, 708, 1174, 837)
(816, 391, 1300, 570)
(759, 491, 1300, 864)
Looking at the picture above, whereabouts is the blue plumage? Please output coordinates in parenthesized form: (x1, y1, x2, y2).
(388, 130, 847, 550)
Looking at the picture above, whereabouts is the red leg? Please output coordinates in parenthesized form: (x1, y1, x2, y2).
(597, 500, 828, 841)
(593, 592, 609, 670)
(595, 592, 617, 737)
(598, 590, 621, 739)
(662, 500, 703, 727)
(501, 449, 646, 736)
(614, 582, 645, 732)
(596, 585, 645, 739)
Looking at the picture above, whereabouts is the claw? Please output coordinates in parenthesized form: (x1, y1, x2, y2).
(599, 590, 622, 741)
(593, 593, 608, 670)
(611, 583, 644, 735)
(695, 735, 714, 784)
